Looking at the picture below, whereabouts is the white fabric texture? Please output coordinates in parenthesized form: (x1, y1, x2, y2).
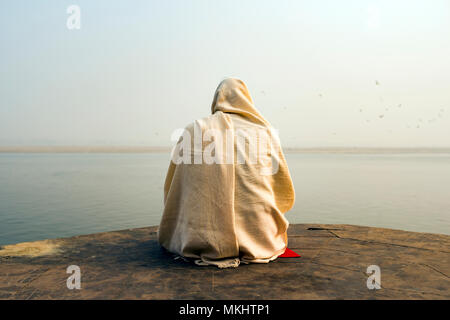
(158, 78, 295, 268)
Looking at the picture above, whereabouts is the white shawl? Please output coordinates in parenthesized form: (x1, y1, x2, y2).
(158, 78, 295, 268)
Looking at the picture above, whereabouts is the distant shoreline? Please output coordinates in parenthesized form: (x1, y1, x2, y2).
(0, 146, 172, 153)
(1, 146, 450, 154)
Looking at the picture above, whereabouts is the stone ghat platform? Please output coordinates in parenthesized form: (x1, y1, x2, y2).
(0, 224, 449, 299)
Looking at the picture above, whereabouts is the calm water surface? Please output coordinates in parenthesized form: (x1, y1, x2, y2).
(0, 152, 449, 245)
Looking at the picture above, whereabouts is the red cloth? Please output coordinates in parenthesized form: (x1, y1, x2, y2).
(279, 247, 301, 258)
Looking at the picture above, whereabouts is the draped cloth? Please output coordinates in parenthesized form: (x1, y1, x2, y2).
(158, 78, 295, 268)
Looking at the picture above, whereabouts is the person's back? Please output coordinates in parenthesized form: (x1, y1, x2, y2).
(229, 113, 291, 263)
(158, 78, 295, 268)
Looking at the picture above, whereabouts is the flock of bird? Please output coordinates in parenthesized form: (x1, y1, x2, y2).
(369, 80, 445, 130)
(246, 82, 446, 139)
(317, 80, 446, 133)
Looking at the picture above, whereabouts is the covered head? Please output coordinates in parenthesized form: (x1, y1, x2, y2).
(211, 78, 269, 126)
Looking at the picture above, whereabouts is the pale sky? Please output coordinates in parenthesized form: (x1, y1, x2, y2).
(1, 0, 449, 147)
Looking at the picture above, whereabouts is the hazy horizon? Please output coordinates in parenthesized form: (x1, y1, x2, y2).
(1, 145, 450, 154)
(1, 1, 449, 148)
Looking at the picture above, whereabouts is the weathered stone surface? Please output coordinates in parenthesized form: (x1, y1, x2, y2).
(0, 224, 448, 300)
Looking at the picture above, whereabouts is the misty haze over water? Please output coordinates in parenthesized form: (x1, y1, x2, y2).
(0, 151, 449, 245)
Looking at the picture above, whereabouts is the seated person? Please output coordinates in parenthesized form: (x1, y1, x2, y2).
(158, 78, 295, 268)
